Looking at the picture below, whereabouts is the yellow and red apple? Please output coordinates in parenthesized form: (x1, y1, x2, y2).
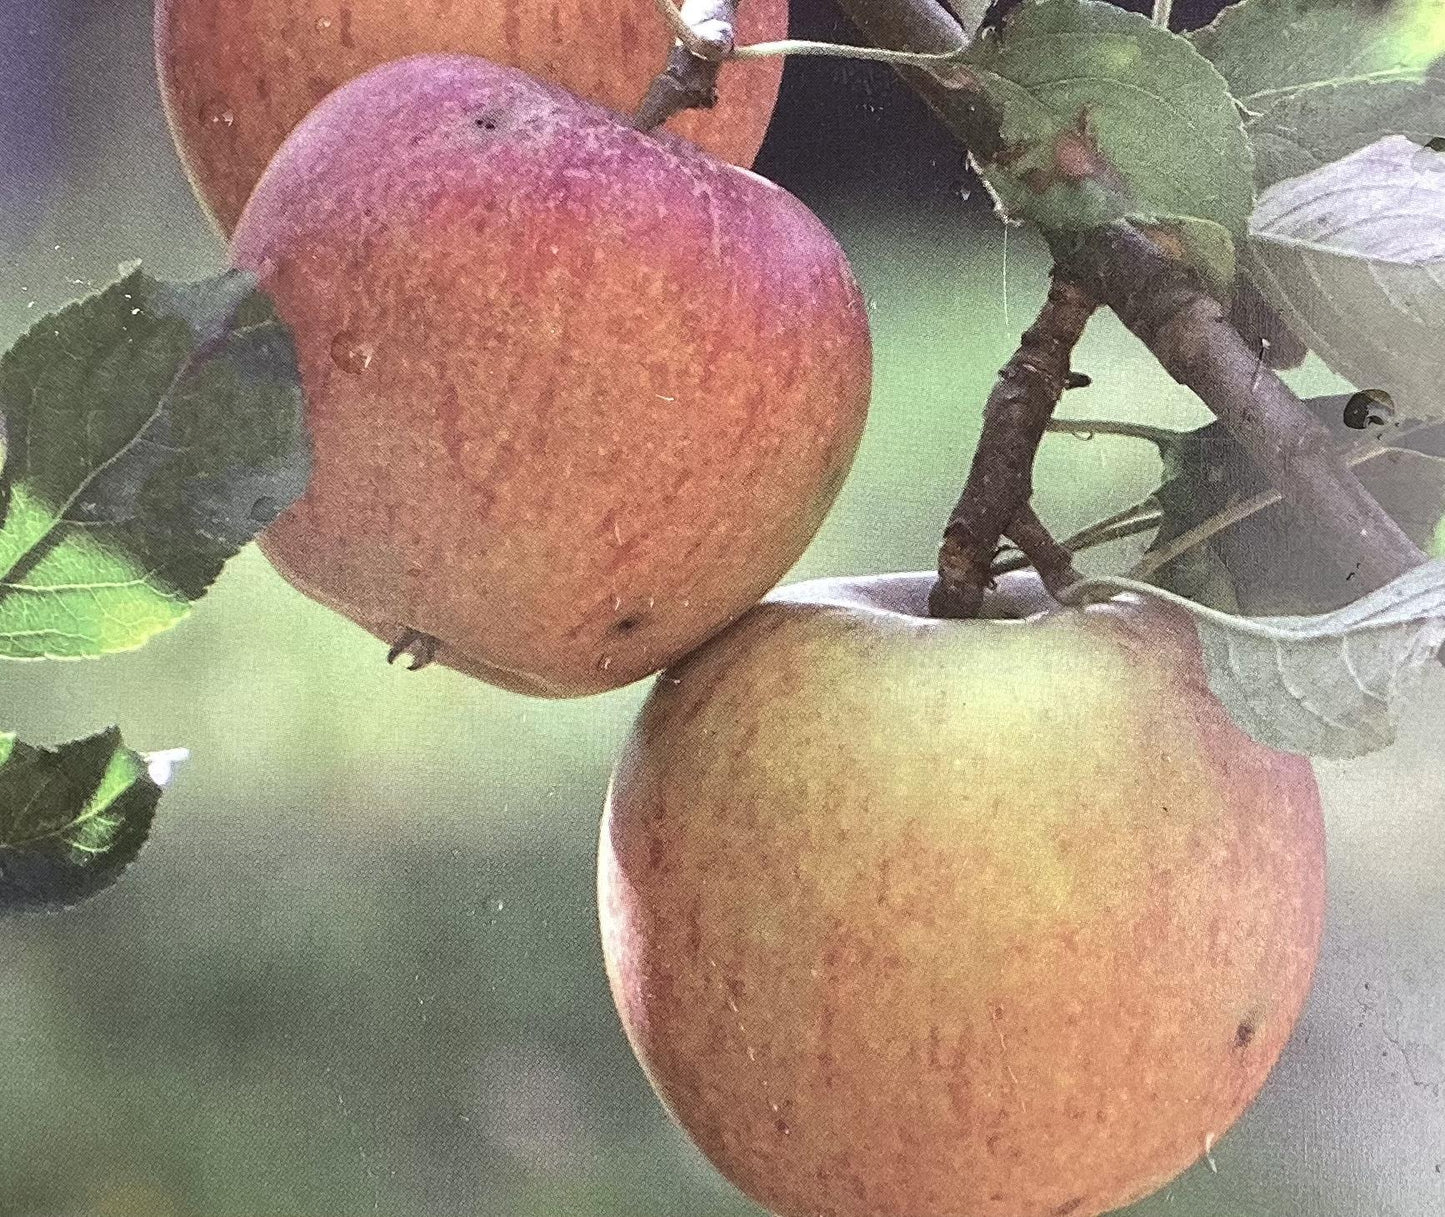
(601, 571, 1325, 1217)
(230, 55, 872, 695)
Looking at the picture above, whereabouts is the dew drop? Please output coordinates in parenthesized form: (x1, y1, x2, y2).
(330, 331, 374, 374)
(200, 97, 236, 129)
(315, 15, 333, 30)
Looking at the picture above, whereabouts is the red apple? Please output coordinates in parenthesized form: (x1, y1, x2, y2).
(155, 0, 787, 234)
(230, 55, 872, 696)
(600, 571, 1325, 1217)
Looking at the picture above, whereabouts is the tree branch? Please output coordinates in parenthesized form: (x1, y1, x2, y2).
(833, 0, 1427, 605)
(827, 0, 1001, 161)
(1058, 225, 1426, 591)
(930, 272, 1097, 617)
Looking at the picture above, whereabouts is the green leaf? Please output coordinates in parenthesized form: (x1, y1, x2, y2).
(0, 727, 169, 911)
(1246, 136, 1445, 421)
(962, 0, 1254, 240)
(0, 270, 309, 659)
(1191, 0, 1445, 188)
(1067, 560, 1445, 758)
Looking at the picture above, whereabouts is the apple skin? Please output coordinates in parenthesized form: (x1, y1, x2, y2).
(230, 55, 872, 697)
(599, 571, 1325, 1217)
(155, 0, 786, 234)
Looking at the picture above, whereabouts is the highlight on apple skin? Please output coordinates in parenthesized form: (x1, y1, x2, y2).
(230, 54, 873, 697)
(600, 571, 1326, 1217)
(155, 0, 787, 234)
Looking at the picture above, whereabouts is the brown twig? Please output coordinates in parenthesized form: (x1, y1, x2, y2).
(833, 0, 1427, 606)
(1004, 505, 1083, 597)
(929, 272, 1098, 617)
(634, 0, 737, 132)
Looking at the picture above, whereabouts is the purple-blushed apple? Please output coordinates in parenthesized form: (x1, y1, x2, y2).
(230, 55, 872, 696)
(600, 571, 1325, 1217)
(155, 0, 787, 234)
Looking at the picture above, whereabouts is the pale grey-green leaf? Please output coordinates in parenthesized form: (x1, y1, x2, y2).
(1246, 136, 1445, 421)
(1067, 561, 1445, 758)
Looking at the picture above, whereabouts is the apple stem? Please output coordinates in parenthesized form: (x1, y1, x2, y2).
(929, 272, 1099, 618)
(634, 0, 738, 131)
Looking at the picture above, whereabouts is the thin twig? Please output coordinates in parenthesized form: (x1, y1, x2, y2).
(1044, 417, 1183, 446)
(733, 39, 973, 70)
(1133, 442, 1445, 580)
(991, 498, 1163, 578)
(1004, 505, 1084, 597)
(650, 0, 971, 67)
(635, 0, 737, 131)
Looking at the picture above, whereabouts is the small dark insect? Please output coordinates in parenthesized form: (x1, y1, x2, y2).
(1342, 388, 1394, 430)
(979, 0, 1027, 35)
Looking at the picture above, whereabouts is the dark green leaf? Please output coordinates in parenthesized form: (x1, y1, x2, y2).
(962, 0, 1254, 240)
(0, 269, 309, 658)
(0, 727, 166, 912)
(1192, 0, 1445, 187)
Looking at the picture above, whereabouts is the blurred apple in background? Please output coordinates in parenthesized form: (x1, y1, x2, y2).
(231, 55, 872, 696)
(155, 0, 788, 234)
(601, 571, 1326, 1217)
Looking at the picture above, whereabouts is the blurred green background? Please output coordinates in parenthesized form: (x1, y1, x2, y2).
(2, 1, 1444, 1215)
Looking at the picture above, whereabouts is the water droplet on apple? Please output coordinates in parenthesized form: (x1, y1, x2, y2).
(330, 332, 374, 374)
(200, 97, 236, 130)
(315, 15, 333, 30)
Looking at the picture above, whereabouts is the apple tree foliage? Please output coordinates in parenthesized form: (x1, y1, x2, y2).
(0, 271, 308, 910)
(4, 0, 1445, 911)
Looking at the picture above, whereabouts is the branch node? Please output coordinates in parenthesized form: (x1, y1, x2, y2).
(929, 271, 1098, 618)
